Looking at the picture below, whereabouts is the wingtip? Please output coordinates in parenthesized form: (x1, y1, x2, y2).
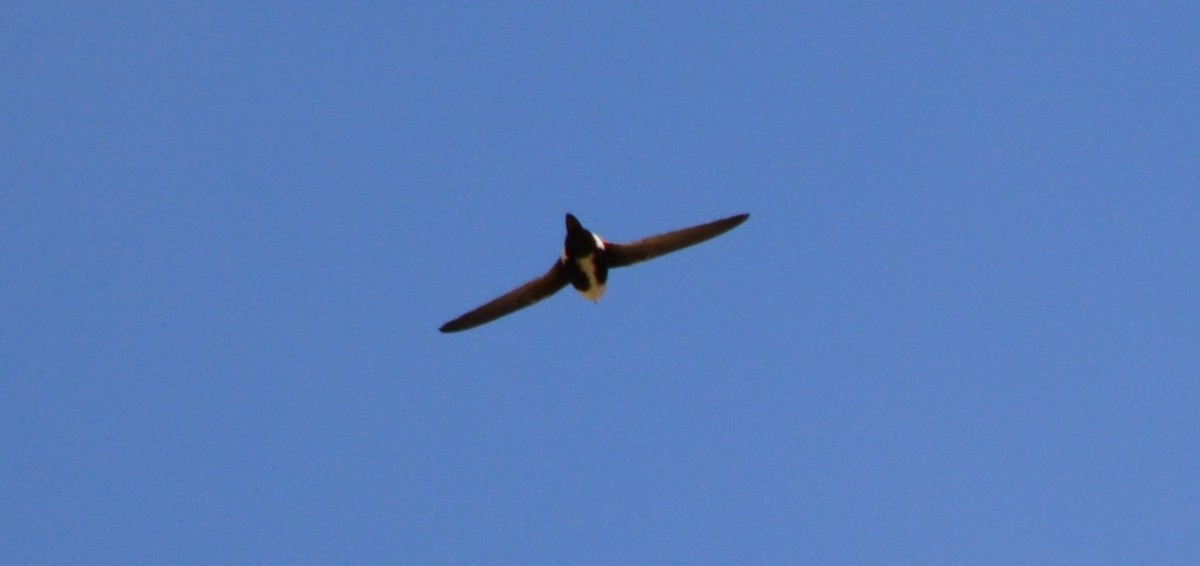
(723, 212, 750, 228)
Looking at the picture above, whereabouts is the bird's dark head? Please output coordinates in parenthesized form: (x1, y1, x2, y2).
(565, 213, 583, 232)
(563, 213, 599, 258)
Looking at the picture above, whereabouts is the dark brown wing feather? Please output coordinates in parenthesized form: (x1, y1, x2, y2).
(439, 261, 569, 333)
(606, 213, 749, 268)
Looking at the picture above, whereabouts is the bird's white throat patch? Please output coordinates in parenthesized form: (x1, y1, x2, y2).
(575, 254, 606, 302)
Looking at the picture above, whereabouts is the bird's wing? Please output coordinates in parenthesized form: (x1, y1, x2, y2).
(606, 213, 749, 268)
(439, 261, 570, 333)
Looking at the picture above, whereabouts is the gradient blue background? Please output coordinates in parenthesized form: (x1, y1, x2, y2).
(4, 3, 1198, 563)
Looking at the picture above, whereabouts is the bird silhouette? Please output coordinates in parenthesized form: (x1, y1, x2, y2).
(439, 212, 749, 333)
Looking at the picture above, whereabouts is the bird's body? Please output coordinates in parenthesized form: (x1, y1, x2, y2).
(562, 215, 608, 301)
(439, 212, 749, 333)
(569, 252, 607, 301)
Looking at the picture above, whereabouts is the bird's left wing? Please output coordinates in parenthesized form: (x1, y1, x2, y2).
(439, 261, 569, 333)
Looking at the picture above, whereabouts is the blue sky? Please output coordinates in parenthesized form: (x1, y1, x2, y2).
(4, 3, 1198, 563)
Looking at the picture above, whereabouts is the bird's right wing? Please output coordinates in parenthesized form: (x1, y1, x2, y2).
(606, 213, 749, 268)
(439, 261, 570, 333)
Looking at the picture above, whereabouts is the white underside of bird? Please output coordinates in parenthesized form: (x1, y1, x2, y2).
(564, 233, 607, 302)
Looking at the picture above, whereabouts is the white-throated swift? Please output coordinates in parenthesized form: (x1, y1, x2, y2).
(439, 212, 749, 333)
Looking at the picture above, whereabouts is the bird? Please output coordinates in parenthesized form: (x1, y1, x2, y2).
(439, 212, 749, 333)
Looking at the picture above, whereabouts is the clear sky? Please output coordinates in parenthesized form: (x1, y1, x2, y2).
(4, 3, 1198, 563)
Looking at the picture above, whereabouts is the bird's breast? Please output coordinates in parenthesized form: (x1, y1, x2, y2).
(570, 253, 607, 302)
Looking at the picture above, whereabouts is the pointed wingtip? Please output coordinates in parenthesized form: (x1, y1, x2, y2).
(721, 213, 750, 229)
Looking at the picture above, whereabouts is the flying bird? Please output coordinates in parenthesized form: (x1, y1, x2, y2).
(439, 212, 749, 333)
